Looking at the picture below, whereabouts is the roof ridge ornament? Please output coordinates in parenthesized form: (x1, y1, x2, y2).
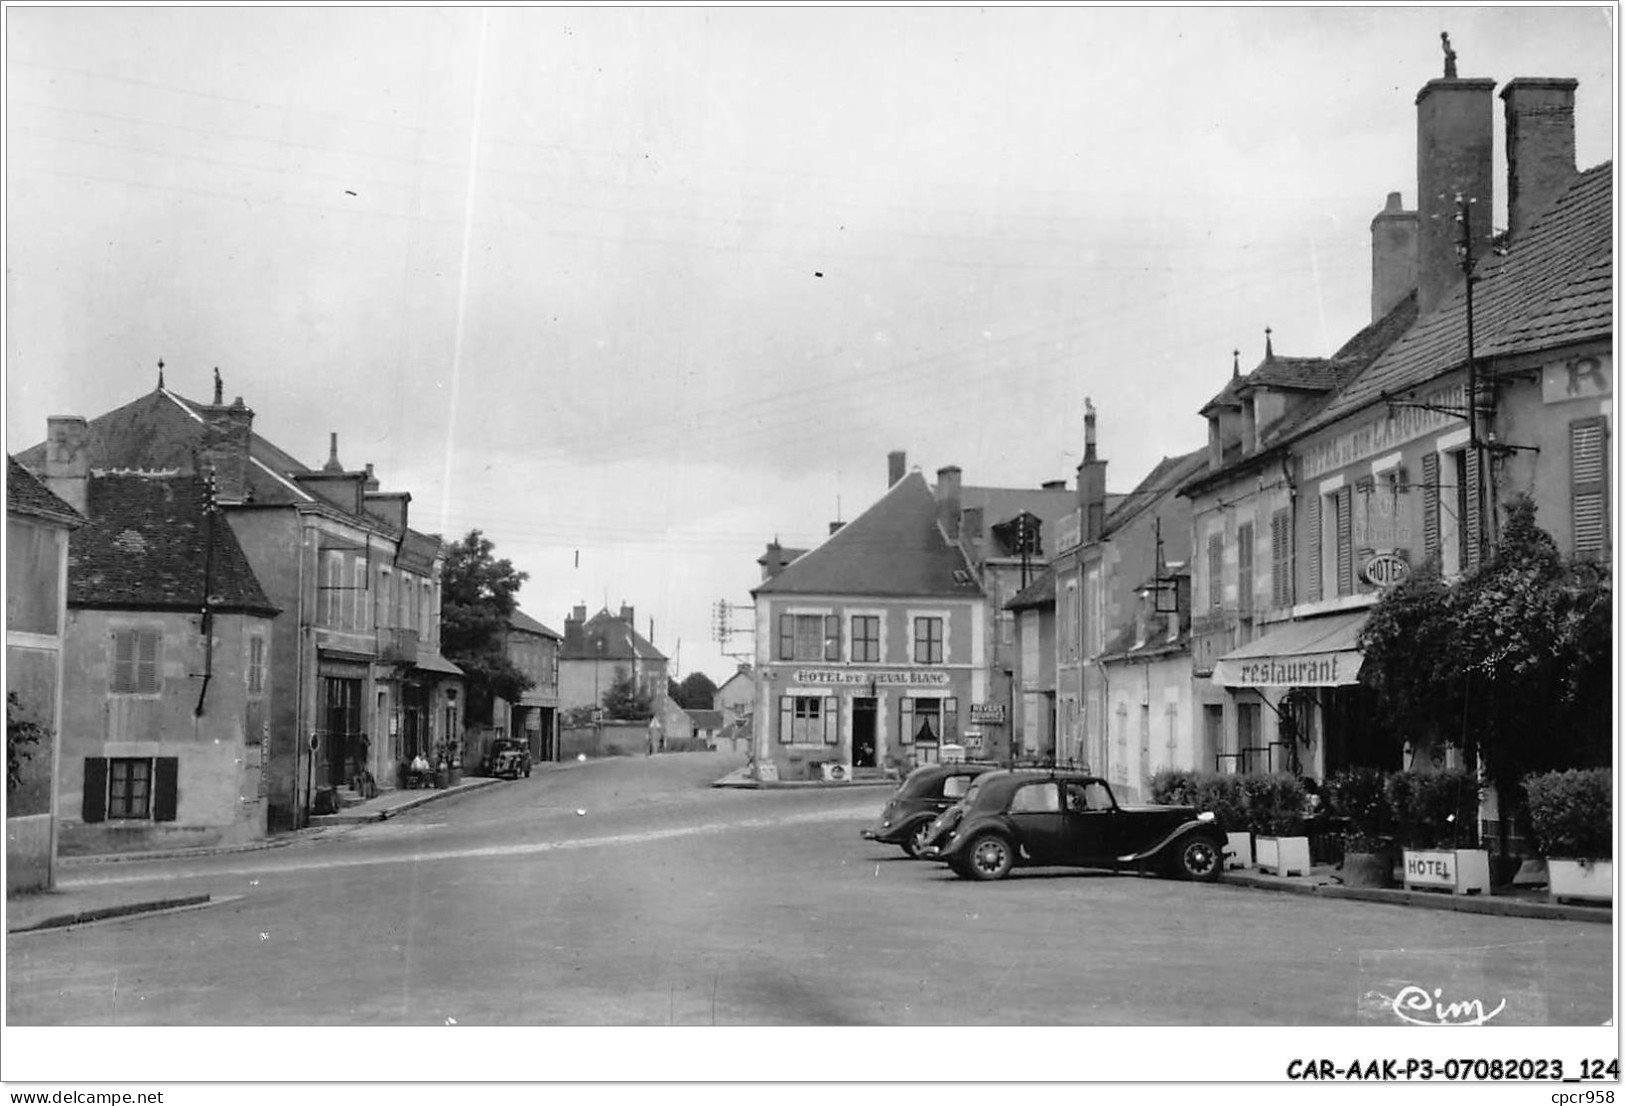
(1441, 32, 1457, 79)
(1264, 327, 1274, 361)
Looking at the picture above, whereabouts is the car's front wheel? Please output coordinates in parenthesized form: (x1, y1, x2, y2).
(901, 821, 934, 859)
(1174, 835, 1223, 882)
(962, 833, 1014, 881)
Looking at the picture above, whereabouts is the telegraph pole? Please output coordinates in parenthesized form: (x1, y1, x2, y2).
(1456, 191, 1490, 563)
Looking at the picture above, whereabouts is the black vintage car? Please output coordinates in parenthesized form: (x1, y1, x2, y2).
(483, 737, 532, 780)
(861, 762, 997, 858)
(919, 770, 1226, 882)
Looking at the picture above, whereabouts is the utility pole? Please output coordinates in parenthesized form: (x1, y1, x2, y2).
(1456, 191, 1491, 563)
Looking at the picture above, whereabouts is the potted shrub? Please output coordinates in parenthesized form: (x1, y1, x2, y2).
(1387, 768, 1488, 895)
(1196, 773, 1253, 870)
(1242, 772, 1310, 876)
(1326, 767, 1398, 887)
(1524, 768, 1612, 905)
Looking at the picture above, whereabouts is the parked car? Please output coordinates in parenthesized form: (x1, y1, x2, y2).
(919, 770, 1226, 882)
(484, 737, 532, 780)
(861, 763, 997, 857)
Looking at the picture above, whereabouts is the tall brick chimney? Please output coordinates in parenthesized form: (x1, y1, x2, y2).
(42, 416, 90, 514)
(1076, 399, 1108, 542)
(619, 604, 635, 627)
(199, 396, 254, 504)
(1370, 191, 1419, 322)
(887, 450, 907, 486)
(1501, 77, 1578, 244)
(1415, 60, 1496, 315)
(935, 465, 962, 542)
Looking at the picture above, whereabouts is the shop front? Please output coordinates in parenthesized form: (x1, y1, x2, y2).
(764, 667, 972, 781)
(1210, 609, 1393, 778)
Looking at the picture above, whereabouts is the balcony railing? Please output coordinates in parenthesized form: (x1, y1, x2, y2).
(377, 627, 420, 664)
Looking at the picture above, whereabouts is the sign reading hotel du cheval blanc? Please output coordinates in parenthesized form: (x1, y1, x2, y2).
(791, 669, 952, 687)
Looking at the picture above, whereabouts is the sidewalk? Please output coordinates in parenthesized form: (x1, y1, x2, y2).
(1224, 862, 1610, 924)
(6, 775, 504, 934)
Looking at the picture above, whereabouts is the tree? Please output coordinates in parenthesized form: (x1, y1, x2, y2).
(668, 671, 718, 711)
(602, 665, 654, 721)
(1359, 495, 1612, 859)
(441, 529, 534, 723)
(7, 692, 45, 794)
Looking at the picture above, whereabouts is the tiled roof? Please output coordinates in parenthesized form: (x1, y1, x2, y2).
(1005, 566, 1055, 611)
(753, 470, 983, 599)
(7, 456, 83, 526)
(68, 472, 276, 614)
(1299, 162, 1612, 436)
(1244, 357, 1343, 392)
(1105, 448, 1207, 536)
(560, 608, 667, 662)
(508, 609, 561, 639)
(958, 485, 1076, 556)
(13, 388, 315, 506)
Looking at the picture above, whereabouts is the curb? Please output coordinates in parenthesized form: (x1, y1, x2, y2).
(308, 777, 504, 826)
(58, 834, 307, 867)
(8, 893, 243, 934)
(1223, 871, 1611, 924)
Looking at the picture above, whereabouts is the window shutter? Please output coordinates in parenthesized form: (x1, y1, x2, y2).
(824, 615, 841, 662)
(82, 757, 108, 823)
(778, 696, 792, 744)
(777, 614, 793, 661)
(823, 697, 838, 744)
(899, 697, 915, 744)
(1270, 509, 1290, 608)
(1335, 486, 1353, 596)
(1207, 533, 1223, 610)
(1464, 446, 1483, 570)
(1571, 418, 1609, 559)
(112, 631, 135, 692)
(153, 757, 179, 822)
(1305, 496, 1323, 602)
(1421, 452, 1440, 559)
(136, 629, 160, 693)
(1236, 522, 1254, 615)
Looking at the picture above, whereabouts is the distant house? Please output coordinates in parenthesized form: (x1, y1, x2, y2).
(559, 604, 669, 716)
(1004, 568, 1056, 763)
(55, 470, 280, 854)
(714, 715, 752, 756)
(488, 609, 561, 765)
(6, 456, 82, 892)
(712, 664, 754, 722)
(686, 709, 724, 749)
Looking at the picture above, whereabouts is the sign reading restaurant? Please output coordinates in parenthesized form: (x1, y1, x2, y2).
(792, 669, 952, 687)
(1234, 654, 1348, 687)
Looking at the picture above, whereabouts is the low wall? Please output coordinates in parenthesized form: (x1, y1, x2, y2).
(560, 722, 652, 759)
(6, 814, 52, 894)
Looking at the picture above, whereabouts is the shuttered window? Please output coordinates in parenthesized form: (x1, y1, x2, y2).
(1207, 532, 1224, 610)
(778, 614, 829, 662)
(1464, 446, 1484, 571)
(851, 615, 880, 663)
(111, 629, 161, 693)
(1270, 508, 1291, 608)
(1335, 486, 1354, 596)
(1236, 522, 1254, 615)
(1571, 418, 1610, 559)
(824, 615, 841, 662)
(913, 617, 943, 664)
(1305, 496, 1322, 602)
(1421, 452, 1440, 559)
(779, 696, 835, 744)
(84, 756, 178, 821)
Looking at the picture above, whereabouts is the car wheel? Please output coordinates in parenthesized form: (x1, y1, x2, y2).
(965, 834, 1014, 881)
(1175, 836, 1222, 882)
(901, 821, 933, 859)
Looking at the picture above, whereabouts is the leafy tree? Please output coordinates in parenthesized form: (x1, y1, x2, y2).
(7, 691, 46, 794)
(1359, 495, 1612, 859)
(602, 665, 654, 721)
(668, 671, 718, 711)
(441, 529, 534, 723)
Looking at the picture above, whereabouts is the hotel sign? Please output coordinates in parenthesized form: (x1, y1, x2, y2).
(792, 669, 952, 687)
(1301, 383, 1465, 480)
(969, 703, 1006, 724)
(1542, 353, 1612, 404)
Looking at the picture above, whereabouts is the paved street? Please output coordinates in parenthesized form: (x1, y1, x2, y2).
(7, 752, 1613, 1027)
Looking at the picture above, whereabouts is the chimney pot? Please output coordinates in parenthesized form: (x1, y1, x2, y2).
(1501, 77, 1578, 244)
(828, 521, 844, 535)
(1371, 191, 1420, 321)
(42, 416, 91, 514)
(936, 466, 963, 543)
(198, 399, 255, 504)
(887, 450, 906, 486)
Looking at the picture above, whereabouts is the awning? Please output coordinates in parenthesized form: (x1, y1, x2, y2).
(1211, 609, 1369, 689)
(412, 651, 465, 678)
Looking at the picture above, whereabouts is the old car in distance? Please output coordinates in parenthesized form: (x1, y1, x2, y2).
(483, 737, 532, 780)
(861, 762, 998, 858)
(919, 769, 1226, 882)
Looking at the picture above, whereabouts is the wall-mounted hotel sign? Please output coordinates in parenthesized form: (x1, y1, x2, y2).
(969, 703, 1007, 724)
(792, 669, 952, 687)
(1542, 353, 1612, 404)
(1361, 551, 1411, 589)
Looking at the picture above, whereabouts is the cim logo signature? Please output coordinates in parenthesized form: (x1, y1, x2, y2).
(1389, 985, 1507, 1026)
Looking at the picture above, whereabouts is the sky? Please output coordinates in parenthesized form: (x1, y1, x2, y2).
(4, 5, 1616, 686)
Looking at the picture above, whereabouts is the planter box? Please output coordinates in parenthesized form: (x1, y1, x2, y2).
(1341, 850, 1397, 888)
(1547, 858, 1613, 905)
(1402, 847, 1489, 895)
(1224, 831, 1253, 871)
(1255, 835, 1311, 877)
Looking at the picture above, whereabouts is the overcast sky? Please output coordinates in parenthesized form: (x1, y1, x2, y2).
(5, 5, 1615, 684)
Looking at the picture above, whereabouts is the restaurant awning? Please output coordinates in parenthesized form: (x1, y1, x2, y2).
(1211, 609, 1369, 689)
